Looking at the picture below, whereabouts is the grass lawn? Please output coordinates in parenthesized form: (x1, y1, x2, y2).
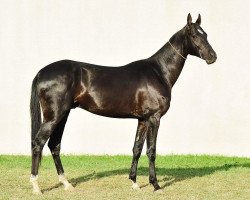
(0, 155, 249, 200)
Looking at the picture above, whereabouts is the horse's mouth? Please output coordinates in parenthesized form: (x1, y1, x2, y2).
(206, 59, 216, 64)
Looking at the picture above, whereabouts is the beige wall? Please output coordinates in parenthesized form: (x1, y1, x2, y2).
(0, 0, 249, 156)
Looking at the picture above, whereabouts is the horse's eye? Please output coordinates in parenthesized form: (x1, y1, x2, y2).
(192, 35, 198, 39)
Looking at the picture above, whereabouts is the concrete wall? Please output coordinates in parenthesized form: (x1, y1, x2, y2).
(0, 0, 249, 156)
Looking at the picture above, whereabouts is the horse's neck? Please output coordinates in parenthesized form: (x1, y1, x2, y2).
(151, 31, 188, 88)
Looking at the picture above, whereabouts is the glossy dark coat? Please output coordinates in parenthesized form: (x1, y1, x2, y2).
(30, 14, 217, 191)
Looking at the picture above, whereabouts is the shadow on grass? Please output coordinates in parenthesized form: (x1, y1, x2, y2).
(42, 162, 250, 192)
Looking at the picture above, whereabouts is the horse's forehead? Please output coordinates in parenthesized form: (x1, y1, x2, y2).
(193, 24, 206, 36)
(197, 28, 204, 35)
(192, 23, 207, 36)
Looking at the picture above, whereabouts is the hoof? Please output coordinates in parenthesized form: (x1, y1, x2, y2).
(59, 174, 75, 191)
(154, 188, 164, 194)
(30, 175, 41, 195)
(64, 183, 75, 191)
(132, 182, 141, 190)
(32, 189, 42, 195)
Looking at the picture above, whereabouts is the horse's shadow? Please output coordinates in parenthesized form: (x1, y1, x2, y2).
(42, 162, 250, 192)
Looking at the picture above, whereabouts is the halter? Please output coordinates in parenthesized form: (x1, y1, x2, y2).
(168, 41, 186, 60)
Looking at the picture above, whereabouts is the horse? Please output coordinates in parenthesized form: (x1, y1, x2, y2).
(29, 14, 217, 194)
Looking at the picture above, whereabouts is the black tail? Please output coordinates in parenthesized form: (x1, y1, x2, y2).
(30, 75, 41, 152)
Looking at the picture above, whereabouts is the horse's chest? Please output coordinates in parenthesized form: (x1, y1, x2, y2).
(133, 86, 170, 117)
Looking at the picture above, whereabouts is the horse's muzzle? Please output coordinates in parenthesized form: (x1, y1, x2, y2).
(206, 51, 217, 64)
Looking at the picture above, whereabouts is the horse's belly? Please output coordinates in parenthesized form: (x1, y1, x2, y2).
(75, 91, 137, 118)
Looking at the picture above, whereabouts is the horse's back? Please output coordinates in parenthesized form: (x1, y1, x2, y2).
(74, 59, 168, 118)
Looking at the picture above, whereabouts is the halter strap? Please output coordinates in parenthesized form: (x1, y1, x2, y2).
(168, 41, 186, 60)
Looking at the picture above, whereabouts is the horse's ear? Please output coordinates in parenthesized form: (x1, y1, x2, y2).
(187, 13, 192, 25)
(196, 14, 201, 25)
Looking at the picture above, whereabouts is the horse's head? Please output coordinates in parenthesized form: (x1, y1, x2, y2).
(185, 14, 217, 64)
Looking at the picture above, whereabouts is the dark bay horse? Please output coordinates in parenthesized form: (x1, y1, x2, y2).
(30, 14, 217, 194)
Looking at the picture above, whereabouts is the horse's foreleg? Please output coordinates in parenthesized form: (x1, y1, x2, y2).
(48, 112, 74, 191)
(129, 119, 148, 190)
(146, 114, 161, 191)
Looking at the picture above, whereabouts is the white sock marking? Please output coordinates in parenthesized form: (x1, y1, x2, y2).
(59, 174, 74, 191)
(30, 175, 42, 194)
(131, 181, 140, 190)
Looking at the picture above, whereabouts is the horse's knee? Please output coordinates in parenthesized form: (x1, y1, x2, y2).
(146, 148, 156, 161)
(132, 147, 141, 160)
(132, 141, 144, 159)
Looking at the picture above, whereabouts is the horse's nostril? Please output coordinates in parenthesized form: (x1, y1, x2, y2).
(210, 51, 217, 58)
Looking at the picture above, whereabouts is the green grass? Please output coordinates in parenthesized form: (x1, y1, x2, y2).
(0, 155, 250, 200)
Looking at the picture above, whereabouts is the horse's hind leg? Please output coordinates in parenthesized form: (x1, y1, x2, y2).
(30, 90, 72, 194)
(30, 119, 65, 194)
(48, 111, 74, 191)
(129, 119, 148, 189)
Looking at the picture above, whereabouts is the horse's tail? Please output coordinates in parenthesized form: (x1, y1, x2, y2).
(30, 75, 41, 152)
